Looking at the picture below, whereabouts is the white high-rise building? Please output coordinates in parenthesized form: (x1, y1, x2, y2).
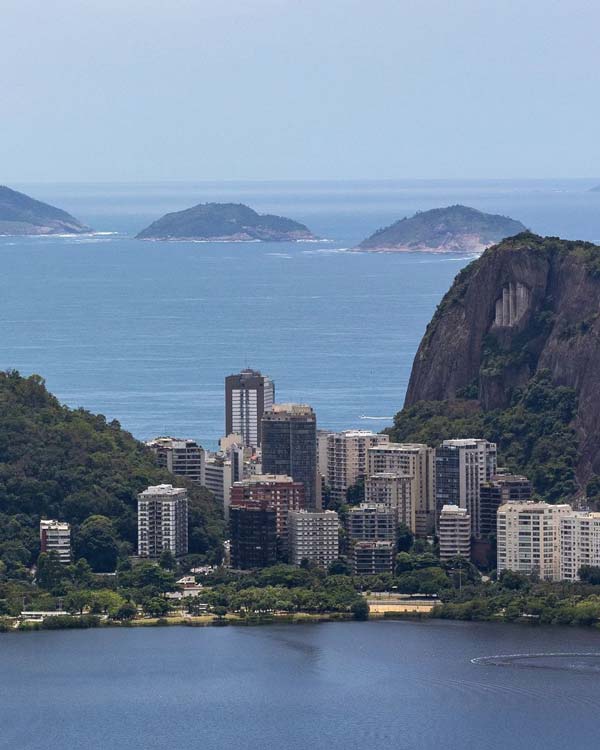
(288, 510, 339, 568)
(497, 501, 571, 581)
(318, 430, 389, 506)
(39, 520, 71, 564)
(559, 512, 600, 581)
(138, 484, 189, 559)
(438, 505, 471, 561)
(435, 439, 497, 538)
(367, 443, 435, 536)
(203, 455, 233, 519)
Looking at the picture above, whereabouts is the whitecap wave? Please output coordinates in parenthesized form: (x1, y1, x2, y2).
(301, 247, 351, 255)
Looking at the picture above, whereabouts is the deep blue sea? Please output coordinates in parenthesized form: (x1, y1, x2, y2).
(2, 179, 600, 448)
(1, 620, 600, 750)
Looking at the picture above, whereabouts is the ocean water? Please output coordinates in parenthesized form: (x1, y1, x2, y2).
(1, 620, 600, 750)
(2, 179, 600, 448)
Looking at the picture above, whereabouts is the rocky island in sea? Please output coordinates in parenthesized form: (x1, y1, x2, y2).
(357, 204, 526, 254)
(0, 185, 90, 235)
(136, 202, 317, 241)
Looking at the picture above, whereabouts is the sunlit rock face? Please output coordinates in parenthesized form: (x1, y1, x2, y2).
(493, 282, 531, 328)
(404, 233, 600, 484)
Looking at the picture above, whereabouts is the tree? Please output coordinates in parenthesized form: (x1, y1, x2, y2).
(159, 549, 177, 571)
(346, 478, 365, 506)
(125, 562, 177, 594)
(37, 551, 64, 590)
(88, 589, 126, 616)
(328, 559, 351, 576)
(65, 590, 90, 615)
(396, 523, 413, 553)
(351, 598, 369, 620)
(70, 558, 94, 587)
(499, 570, 530, 591)
(145, 597, 170, 617)
(75, 515, 119, 573)
(579, 565, 600, 585)
(114, 601, 137, 620)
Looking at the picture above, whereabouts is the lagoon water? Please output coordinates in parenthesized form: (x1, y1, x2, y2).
(2, 179, 600, 447)
(1, 620, 600, 749)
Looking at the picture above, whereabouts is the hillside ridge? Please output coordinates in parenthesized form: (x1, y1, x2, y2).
(0, 185, 90, 235)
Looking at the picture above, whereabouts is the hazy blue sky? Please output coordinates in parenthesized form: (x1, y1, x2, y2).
(2, 0, 599, 181)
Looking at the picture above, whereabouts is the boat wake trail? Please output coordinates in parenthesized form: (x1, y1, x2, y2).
(472, 652, 600, 674)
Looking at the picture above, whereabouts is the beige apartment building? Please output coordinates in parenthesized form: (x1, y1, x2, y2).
(318, 429, 389, 506)
(365, 472, 413, 529)
(438, 505, 471, 561)
(367, 443, 435, 536)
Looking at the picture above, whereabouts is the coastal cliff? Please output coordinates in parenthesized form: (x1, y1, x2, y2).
(403, 233, 600, 490)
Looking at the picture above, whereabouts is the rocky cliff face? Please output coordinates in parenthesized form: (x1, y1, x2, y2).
(405, 233, 600, 482)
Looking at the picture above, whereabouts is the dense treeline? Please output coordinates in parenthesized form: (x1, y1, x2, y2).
(435, 570, 600, 627)
(0, 371, 225, 579)
(388, 371, 579, 503)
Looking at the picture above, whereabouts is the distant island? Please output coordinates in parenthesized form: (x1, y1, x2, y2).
(136, 202, 317, 242)
(590, 185, 600, 192)
(357, 205, 526, 254)
(0, 185, 90, 235)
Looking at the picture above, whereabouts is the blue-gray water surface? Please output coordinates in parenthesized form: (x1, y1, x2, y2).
(1, 620, 599, 749)
(2, 179, 600, 447)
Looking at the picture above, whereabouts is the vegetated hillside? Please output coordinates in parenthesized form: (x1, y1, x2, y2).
(0, 372, 224, 576)
(0, 185, 90, 235)
(136, 202, 316, 241)
(358, 205, 526, 253)
(398, 232, 600, 503)
(389, 372, 578, 503)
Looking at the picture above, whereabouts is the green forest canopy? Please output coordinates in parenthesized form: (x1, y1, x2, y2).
(0, 371, 224, 577)
(387, 371, 580, 503)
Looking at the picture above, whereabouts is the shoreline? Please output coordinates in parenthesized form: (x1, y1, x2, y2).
(3, 608, 600, 635)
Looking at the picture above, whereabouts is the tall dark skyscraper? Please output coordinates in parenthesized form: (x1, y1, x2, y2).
(225, 369, 274, 447)
(261, 404, 318, 509)
(229, 499, 277, 570)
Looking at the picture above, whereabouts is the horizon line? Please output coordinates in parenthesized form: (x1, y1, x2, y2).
(6, 176, 600, 186)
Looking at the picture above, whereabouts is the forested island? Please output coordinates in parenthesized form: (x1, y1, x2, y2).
(357, 205, 526, 254)
(136, 202, 317, 241)
(0, 185, 90, 235)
